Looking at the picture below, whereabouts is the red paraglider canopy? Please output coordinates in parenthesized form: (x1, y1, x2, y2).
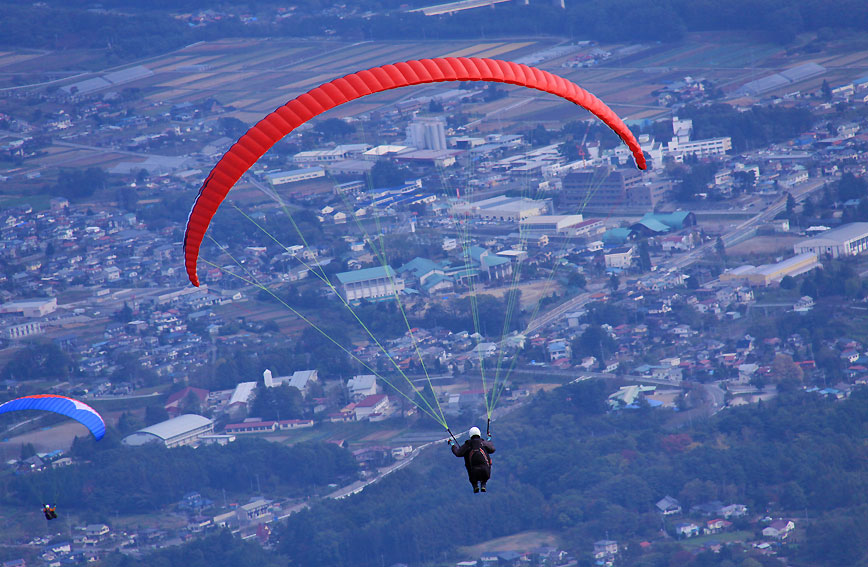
(184, 56, 646, 286)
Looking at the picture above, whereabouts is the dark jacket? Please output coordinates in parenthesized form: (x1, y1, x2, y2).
(452, 436, 495, 473)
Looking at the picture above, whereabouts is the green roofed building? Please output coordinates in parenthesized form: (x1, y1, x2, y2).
(630, 211, 696, 237)
(335, 266, 404, 301)
(603, 227, 634, 245)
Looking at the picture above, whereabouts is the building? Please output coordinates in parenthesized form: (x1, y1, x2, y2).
(293, 144, 370, 165)
(762, 519, 795, 540)
(224, 420, 278, 434)
(0, 297, 57, 317)
(720, 253, 821, 286)
(5, 321, 43, 339)
(519, 214, 585, 236)
(237, 499, 270, 523)
(794, 222, 868, 258)
(336, 266, 405, 301)
(347, 374, 380, 400)
(263, 167, 325, 186)
(665, 116, 732, 158)
(354, 393, 390, 420)
(605, 246, 635, 269)
(562, 167, 663, 210)
(228, 381, 257, 408)
(122, 414, 215, 448)
(164, 387, 209, 417)
(263, 368, 319, 394)
(455, 195, 551, 222)
(593, 540, 618, 563)
(406, 117, 447, 150)
(394, 148, 459, 168)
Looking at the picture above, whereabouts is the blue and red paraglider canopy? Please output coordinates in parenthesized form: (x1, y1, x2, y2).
(0, 394, 106, 440)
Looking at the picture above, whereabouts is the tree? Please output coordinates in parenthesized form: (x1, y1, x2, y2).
(786, 192, 796, 218)
(568, 272, 587, 289)
(715, 237, 726, 262)
(251, 384, 305, 421)
(315, 118, 355, 140)
(638, 240, 652, 272)
(145, 405, 170, 426)
(608, 273, 620, 291)
(821, 79, 832, 100)
(770, 353, 803, 384)
(370, 160, 408, 188)
(218, 117, 248, 138)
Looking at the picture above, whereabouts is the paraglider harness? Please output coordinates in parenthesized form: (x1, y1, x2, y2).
(43, 505, 57, 520)
(448, 420, 493, 468)
(469, 445, 492, 468)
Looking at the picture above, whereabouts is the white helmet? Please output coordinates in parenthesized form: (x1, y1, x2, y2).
(468, 426, 481, 438)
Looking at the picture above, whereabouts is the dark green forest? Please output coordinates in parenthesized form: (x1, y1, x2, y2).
(0, 437, 357, 516)
(264, 382, 868, 566)
(2, 0, 868, 61)
(100, 529, 285, 567)
(8, 382, 868, 565)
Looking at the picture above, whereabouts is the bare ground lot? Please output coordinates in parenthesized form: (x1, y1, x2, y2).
(459, 530, 559, 558)
(458, 280, 563, 311)
(727, 235, 803, 256)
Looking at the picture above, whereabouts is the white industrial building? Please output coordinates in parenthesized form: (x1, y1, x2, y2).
(720, 253, 821, 286)
(0, 297, 57, 317)
(122, 414, 215, 448)
(262, 368, 319, 394)
(666, 116, 732, 159)
(5, 321, 43, 339)
(406, 117, 447, 151)
(293, 144, 370, 165)
(793, 223, 868, 258)
(264, 167, 325, 186)
(454, 195, 551, 222)
(336, 266, 404, 301)
(519, 215, 585, 235)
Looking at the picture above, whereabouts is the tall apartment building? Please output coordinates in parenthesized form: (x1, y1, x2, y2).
(561, 166, 664, 210)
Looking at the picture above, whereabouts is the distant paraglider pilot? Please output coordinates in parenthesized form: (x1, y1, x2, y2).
(448, 426, 495, 493)
(43, 505, 57, 520)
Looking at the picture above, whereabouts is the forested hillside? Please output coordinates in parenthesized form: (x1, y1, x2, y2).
(272, 381, 868, 566)
(58, 380, 868, 566)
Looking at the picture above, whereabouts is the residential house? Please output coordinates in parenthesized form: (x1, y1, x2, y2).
(675, 522, 700, 538)
(593, 540, 618, 561)
(704, 519, 733, 534)
(237, 499, 270, 523)
(354, 394, 390, 421)
(762, 519, 795, 540)
(347, 375, 380, 401)
(656, 495, 682, 515)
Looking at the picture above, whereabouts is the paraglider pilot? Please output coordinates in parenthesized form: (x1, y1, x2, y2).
(43, 504, 57, 520)
(448, 426, 495, 493)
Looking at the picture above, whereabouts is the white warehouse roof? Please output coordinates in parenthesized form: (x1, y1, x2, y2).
(122, 414, 213, 447)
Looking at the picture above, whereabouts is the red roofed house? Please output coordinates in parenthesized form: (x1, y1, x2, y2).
(354, 394, 390, 421)
(165, 387, 209, 417)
